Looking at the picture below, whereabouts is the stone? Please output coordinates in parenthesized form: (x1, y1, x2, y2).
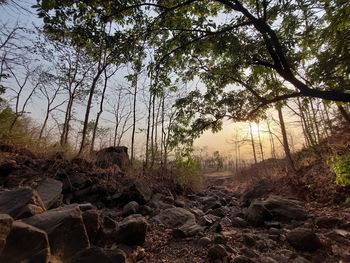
(232, 256, 256, 263)
(95, 146, 129, 170)
(174, 199, 185, 207)
(245, 200, 271, 227)
(198, 236, 212, 247)
(0, 214, 13, 253)
(315, 216, 342, 229)
(116, 214, 148, 246)
(231, 217, 248, 227)
(22, 205, 90, 261)
(122, 201, 139, 217)
(0, 188, 46, 219)
(292, 256, 311, 263)
(262, 196, 308, 222)
(0, 221, 50, 263)
(153, 207, 196, 228)
(240, 179, 271, 207)
(198, 214, 220, 226)
(82, 209, 101, 244)
(172, 222, 203, 238)
(117, 181, 152, 205)
(208, 244, 228, 261)
(61, 173, 91, 192)
(287, 228, 321, 251)
(36, 178, 63, 209)
(242, 234, 256, 247)
(69, 247, 127, 263)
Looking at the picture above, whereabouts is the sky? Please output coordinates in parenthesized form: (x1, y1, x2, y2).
(0, 1, 306, 162)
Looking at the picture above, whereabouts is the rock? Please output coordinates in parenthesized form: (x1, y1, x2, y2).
(242, 234, 256, 247)
(240, 179, 271, 207)
(262, 196, 308, 222)
(231, 217, 248, 227)
(82, 209, 101, 244)
(95, 146, 129, 170)
(292, 256, 311, 263)
(122, 201, 139, 217)
(0, 214, 13, 253)
(315, 216, 342, 229)
(208, 244, 228, 261)
(214, 234, 227, 244)
(174, 199, 185, 207)
(198, 236, 212, 247)
(325, 229, 350, 245)
(0, 160, 17, 177)
(69, 247, 127, 263)
(139, 205, 152, 216)
(61, 173, 91, 192)
(0, 188, 46, 219)
(172, 222, 203, 238)
(22, 205, 90, 261)
(153, 207, 196, 228)
(36, 178, 63, 209)
(0, 221, 50, 263)
(232, 256, 256, 263)
(116, 214, 148, 246)
(287, 228, 321, 251)
(198, 214, 221, 226)
(245, 200, 271, 227)
(117, 181, 152, 205)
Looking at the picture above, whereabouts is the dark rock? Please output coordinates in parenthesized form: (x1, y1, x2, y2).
(241, 179, 271, 207)
(61, 173, 91, 192)
(172, 222, 203, 238)
(240, 247, 258, 258)
(0, 221, 50, 263)
(95, 146, 129, 170)
(315, 216, 342, 229)
(116, 181, 152, 205)
(36, 178, 63, 209)
(287, 228, 321, 251)
(116, 214, 148, 246)
(232, 256, 256, 263)
(245, 200, 271, 227)
(242, 234, 256, 247)
(198, 236, 211, 247)
(139, 205, 152, 216)
(208, 244, 228, 261)
(0, 188, 46, 219)
(214, 234, 227, 244)
(22, 205, 90, 261)
(103, 216, 117, 229)
(153, 207, 196, 228)
(231, 217, 248, 227)
(0, 214, 13, 253)
(198, 214, 220, 226)
(262, 196, 308, 222)
(0, 160, 17, 177)
(122, 201, 139, 217)
(174, 199, 185, 207)
(69, 247, 127, 263)
(325, 229, 350, 245)
(82, 209, 101, 243)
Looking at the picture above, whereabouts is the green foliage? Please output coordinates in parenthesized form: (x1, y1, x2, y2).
(328, 153, 350, 186)
(173, 150, 202, 187)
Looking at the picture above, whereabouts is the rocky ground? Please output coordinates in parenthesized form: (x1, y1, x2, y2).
(0, 145, 350, 263)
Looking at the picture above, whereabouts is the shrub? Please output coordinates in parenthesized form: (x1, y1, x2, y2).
(173, 151, 202, 187)
(328, 153, 350, 186)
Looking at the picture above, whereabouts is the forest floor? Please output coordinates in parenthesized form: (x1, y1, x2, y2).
(0, 136, 350, 263)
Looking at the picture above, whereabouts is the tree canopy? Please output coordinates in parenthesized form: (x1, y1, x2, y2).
(35, 0, 350, 142)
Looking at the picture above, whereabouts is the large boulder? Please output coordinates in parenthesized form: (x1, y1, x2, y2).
(154, 207, 196, 228)
(245, 200, 271, 227)
(82, 209, 101, 244)
(245, 196, 308, 226)
(69, 247, 128, 263)
(114, 181, 152, 205)
(287, 228, 321, 251)
(116, 214, 148, 246)
(95, 146, 129, 170)
(36, 178, 63, 209)
(0, 214, 13, 253)
(0, 188, 46, 219)
(262, 196, 308, 221)
(241, 180, 271, 207)
(22, 205, 90, 261)
(0, 221, 50, 263)
(153, 207, 202, 237)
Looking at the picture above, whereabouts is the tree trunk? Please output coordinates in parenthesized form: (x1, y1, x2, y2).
(249, 123, 257, 164)
(277, 106, 296, 171)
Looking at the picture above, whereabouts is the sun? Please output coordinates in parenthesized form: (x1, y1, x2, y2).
(250, 122, 260, 135)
